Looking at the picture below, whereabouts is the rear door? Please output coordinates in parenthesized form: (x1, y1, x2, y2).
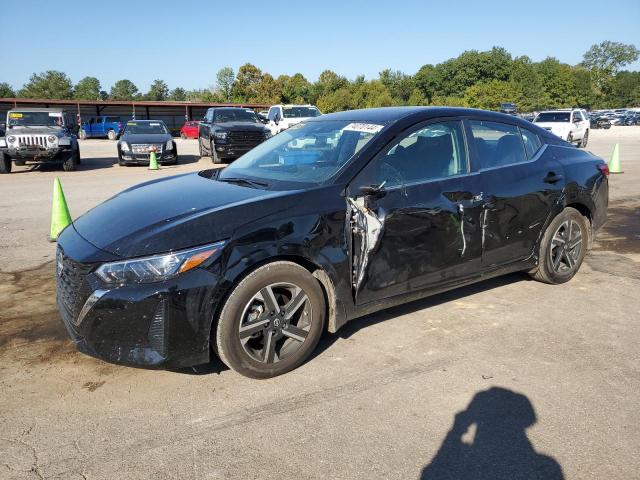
(468, 119, 565, 268)
(348, 119, 485, 306)
(93, 117, 105, 137)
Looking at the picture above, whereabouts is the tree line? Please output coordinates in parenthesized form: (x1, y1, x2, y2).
(1, 41, 638, 112)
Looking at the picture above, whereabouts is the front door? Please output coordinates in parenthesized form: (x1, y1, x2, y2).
(468, 120, 566, 268)
(348, 119, 485, 306)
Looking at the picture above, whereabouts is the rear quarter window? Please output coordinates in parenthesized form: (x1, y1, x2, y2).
(520, 128, 543, 159)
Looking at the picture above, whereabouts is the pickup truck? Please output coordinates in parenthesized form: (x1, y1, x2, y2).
(80, 116, 123, 140)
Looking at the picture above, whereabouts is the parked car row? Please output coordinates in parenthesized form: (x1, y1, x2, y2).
(533, 109, 590, 147)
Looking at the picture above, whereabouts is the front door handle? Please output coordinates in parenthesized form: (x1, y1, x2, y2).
(543, 172, 563, 184)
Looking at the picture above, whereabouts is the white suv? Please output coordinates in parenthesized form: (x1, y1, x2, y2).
(533, 109, 590, 148)
(266, 104, 322, 135)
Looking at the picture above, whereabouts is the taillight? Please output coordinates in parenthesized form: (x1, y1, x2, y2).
(597, 163, 609, 178)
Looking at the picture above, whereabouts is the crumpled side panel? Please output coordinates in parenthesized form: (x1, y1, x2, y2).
(348, 197, 385, 292)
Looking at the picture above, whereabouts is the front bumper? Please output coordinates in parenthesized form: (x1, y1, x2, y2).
(7, 146, 70, 161)
(55, 226, 229, 369)
(120, 151, 176, 165)
(213, 143, 258, 159)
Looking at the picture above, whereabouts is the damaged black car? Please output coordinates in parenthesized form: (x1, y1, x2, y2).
(56, 107, 609, 378)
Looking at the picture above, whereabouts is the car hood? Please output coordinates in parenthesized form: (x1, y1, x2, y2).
(121, 133, 172, 143)
(72, 171, 295, 258)
(7, 126, 65, 136)
(216, 122, 268, 132)
(282, 117, 312, 125)
(533, 122, 571, 131)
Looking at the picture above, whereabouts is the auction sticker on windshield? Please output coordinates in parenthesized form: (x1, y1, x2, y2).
(48, 112, 62, 117)
(343, 123, 384, 134)
(9, 113, 23, 118)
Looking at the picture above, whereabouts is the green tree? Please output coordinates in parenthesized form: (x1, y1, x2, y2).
(280, 73, 311, 103)
(379, 69, 415, 104)
(74, 76, 101, 100)
(232, 63, 262, 101)
(216, 67, 235, 102)
(464, 80, 523, 110)
(605, 71, 640, 107)
(582, 41, 640, 91)
(0, 82, 16, 97)
(168, 87, 187, 101)
(18, 70, 73, 99)
(146, 79, 169, 101)
(109, 79, 139, 100)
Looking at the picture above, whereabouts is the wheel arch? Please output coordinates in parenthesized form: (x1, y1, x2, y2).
(564, 201, 593, 248)
(209, 253, 344, 355)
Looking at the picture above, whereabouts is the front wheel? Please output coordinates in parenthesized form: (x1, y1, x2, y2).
(79, 130, 87, 140)
(215, 261, 326, 379)
(107, 129, 117, 140)
(180, 133, 187, 140)
(62, 150, 79, 171)
(211, 141, 222, 164)
(0, 154, 12, 174)
(530, 207, 588, 284)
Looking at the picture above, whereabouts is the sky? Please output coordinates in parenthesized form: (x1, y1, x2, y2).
(3, 0, 640, 93)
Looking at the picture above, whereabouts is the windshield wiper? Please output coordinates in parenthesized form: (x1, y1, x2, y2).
(218, 177, 269, 188)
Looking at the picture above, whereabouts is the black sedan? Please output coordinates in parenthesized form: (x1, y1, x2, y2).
(56, 107, 609, 378)
(117, 120, 177, 166)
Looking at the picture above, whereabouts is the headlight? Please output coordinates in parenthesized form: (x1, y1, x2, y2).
(95, 241, 226, 284)
(7, 135, 15, 143)
(120, 142, 130, 151)
(47, 135, 57, 143)
(165, 139, 173, 150)
(264, 131, 272, 139)
(214, 131, 228, 141)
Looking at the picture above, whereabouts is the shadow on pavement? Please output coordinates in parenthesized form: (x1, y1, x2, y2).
(421, 387, 564, 479)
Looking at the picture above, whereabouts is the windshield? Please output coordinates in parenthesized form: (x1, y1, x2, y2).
(8, 111, 65, 127)
(214, 109, 259, 123)
(124, 121, 168, 134)
(535, 112, 570, 123)
(219, 120, 384, 188)
(282, 107, 321, 118)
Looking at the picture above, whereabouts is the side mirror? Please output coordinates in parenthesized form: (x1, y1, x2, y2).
(360, 182, 387, 199)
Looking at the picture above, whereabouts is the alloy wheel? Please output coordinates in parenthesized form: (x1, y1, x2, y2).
(238, 282, 312, 364)
(549, 220, 582, 273)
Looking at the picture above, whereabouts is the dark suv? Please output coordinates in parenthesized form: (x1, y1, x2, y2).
(198, 107, 271, 163)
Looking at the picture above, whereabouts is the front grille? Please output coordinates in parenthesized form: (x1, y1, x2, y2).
(56, 249, 93, 323)
(227, 131, 265, 145)
(18, 135, 48, 147)
(131, 143, 163, 154)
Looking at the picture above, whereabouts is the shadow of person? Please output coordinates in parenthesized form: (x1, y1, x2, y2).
(421, 387, 564, 480)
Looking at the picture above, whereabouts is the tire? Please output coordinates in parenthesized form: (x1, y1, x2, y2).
(117, 149, 125, 166)
(529, 207, 588, 284)
(211, 141, 221, 164)
(198, 138, 204, 157)
(579, 130, 589, 148)
(0, 154, 12, 174)
(62, 150, 78, 172)
(215, 261, 326, 379)
(567, 133, 573, 144)
(180, 133, 187, 140)
(107, 129, 117, 140)
(79, 129, 87, 140)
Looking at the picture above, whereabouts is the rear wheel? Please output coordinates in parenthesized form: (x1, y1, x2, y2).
(579, 129, 589, 148)
(530, 207, 588, 284)
(198, 138, 204, 157)
(79, 129, 87, 140)
(0, 154, 12, 174)
(107, 129, 117, 140)
(215, 261, 326, 379)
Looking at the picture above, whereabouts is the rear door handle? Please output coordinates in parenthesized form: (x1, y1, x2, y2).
(543, 172, 563, 184)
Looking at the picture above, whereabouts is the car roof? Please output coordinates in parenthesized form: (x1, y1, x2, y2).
(308, 106, 533, 124)
(126, 119, 166, 123)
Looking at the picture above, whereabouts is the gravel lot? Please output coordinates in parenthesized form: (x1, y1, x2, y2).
(0, 128, 639, 479)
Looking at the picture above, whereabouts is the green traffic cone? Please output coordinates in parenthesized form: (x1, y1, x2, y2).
(49, 177, 72, 242)
(149, 150, 159, 170)
(609, 143, 623, 174)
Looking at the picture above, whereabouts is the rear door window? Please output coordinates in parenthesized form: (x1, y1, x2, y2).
(470, 120, 527, 169)
(520, 128, 543, 159)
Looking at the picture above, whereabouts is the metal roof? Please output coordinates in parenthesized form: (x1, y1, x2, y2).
(0, 97, 270, 108)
